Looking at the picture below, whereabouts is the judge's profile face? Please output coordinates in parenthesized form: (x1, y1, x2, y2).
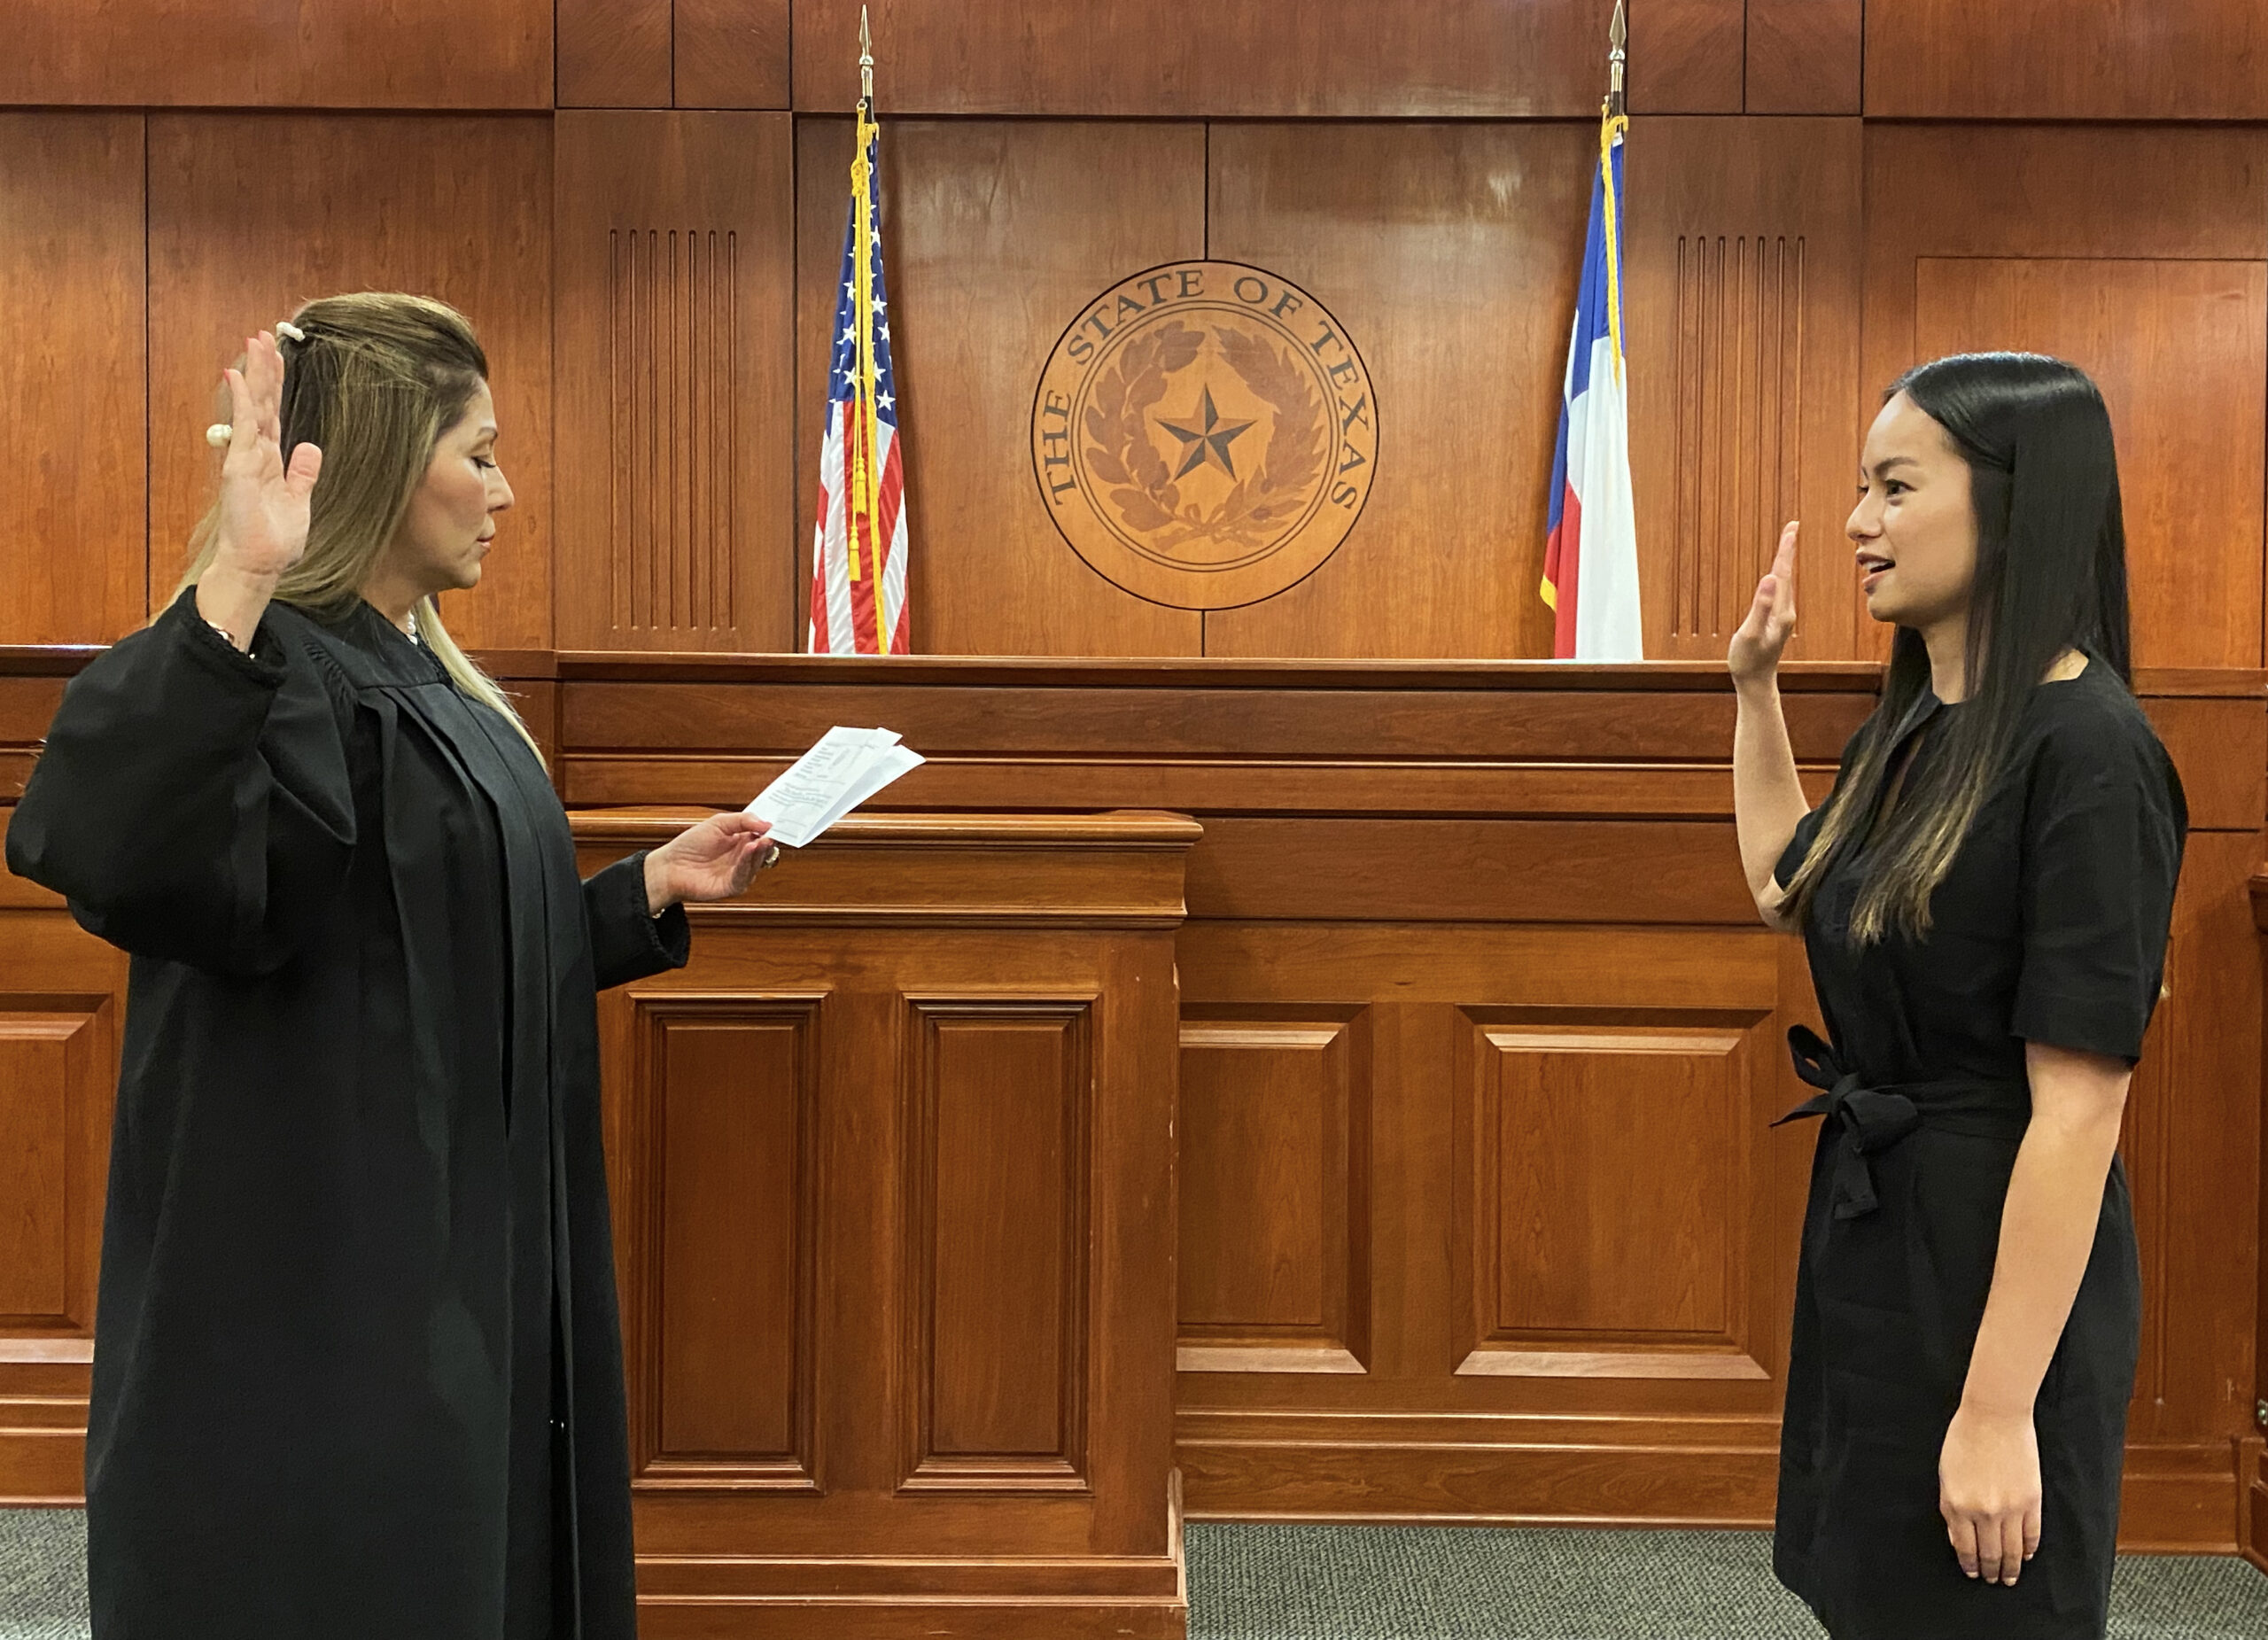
(391, 381, 513, 596)
(1846, 390, 1977, 635)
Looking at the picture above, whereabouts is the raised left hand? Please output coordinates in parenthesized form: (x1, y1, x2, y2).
(1938, 1402, 2042, 1587)
(643, 813, 777, 913)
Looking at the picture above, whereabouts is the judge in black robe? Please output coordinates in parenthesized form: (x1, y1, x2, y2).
(5, 314, 770, 1638)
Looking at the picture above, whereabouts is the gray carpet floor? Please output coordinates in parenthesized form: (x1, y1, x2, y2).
(4, 1509, 2266, 1637)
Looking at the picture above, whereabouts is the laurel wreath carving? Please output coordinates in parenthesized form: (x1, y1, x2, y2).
(1082, 322, 1327, 553)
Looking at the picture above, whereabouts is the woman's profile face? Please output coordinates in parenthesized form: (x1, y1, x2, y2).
(1846, 390, 1977, 634)
(391, 381, 514, 595)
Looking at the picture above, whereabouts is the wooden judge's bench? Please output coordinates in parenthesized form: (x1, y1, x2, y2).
(4, 652, 2265, 1636)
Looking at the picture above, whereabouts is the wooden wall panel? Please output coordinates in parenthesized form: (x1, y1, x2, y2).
(1458, 1022, 1762, 1379)
(1173, 917, 1803, 1492)
(0, 1011, 105, 1328)
(145, 115, 555, 651)
(907, 1001, 1092, 1486)
(793, 0, 1621, 117)
(555, 112, 796, 652)
(642, 1002, 817, 1482)
(0, 864, 126, 1507)
(1625, 118, 1865, 663)
(676, 0, 793, 109)
(795, 120, 1206, 657)
(558, 0, 673, 108)
(0, 115, 147, 645)
(1178, 1015, 1371, 1373)
(3, 0, 550, 109)
(1864, 126, 2268, 672)
(1746, 0, 1862, 115)
(1866, 0, 2268, 120)
(1912, 257, 2267, 672)
(1626, 1, 1744, 114)
(1204, 123, 1596, 659)
(2129, 832, 2263, 1445)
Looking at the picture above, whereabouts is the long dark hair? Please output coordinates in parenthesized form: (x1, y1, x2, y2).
(1783, 352, 2132, 942)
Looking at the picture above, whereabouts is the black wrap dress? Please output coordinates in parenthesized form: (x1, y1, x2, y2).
(5, 589, 687, 1639)
(1769, 661, 2186, 1640)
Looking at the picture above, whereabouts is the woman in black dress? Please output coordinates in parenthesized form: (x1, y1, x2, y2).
(1728, 353, 2185, 1639)
(7, 295, 775, 1638)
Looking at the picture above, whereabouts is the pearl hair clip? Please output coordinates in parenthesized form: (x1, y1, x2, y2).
(206, 321, 308, 445)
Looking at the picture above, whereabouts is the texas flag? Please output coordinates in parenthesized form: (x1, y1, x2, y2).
(1540, 109, 1643, 661)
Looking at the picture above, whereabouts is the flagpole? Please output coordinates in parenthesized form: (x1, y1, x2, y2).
(1599, 3, 1627, 386)
(1607, 0, 1627, 119)
(850, 5, 892, 652)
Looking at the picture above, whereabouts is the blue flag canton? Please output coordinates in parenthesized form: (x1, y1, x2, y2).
(828, 129, 898, 430)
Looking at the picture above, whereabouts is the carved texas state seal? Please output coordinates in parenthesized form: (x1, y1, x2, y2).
(1030, 261, 1378, 610)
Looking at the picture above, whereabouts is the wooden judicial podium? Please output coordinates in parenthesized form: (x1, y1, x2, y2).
(567, 808, 1198, 1637)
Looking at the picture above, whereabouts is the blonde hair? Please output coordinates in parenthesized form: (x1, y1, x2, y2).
(175, 292, 540, 758)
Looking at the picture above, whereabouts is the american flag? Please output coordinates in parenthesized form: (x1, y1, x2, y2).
(807, 101, 909, 655)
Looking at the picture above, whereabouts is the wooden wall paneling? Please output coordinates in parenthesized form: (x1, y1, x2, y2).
(1865, 0, 2268, 120)
(1910, 257, 2267, 672)
(1174, 921, 1797, 1526)
(555, 112, 796, 652)
(1203, 122, 1597, 659)
(2, 0, 551, 109)
(676, 0, 793, 109)
(634, 997, 819, 1485)
(144, 114, 555, 651)
(557, 0, 673, 108)
(1862, 126, 2268, 671)
(559, 666, 1879, 763)
(1624, 117, 1866, 663)
(794, 119, 1206, 657)
(1625, 0, 1744, 114)
(792, 0, 1621, 118)
(1189, 818, 1756, 925)
(2139, 691, 2268, 834)
(1745, 0, 1862, 114)
(0, 677, 72, 805)
(2126, 831, 2262, 1449)
(1177, 1012, 1372, 1373)
(1456, 1019, 1768, 1380)
(0, 865, 126, 1506)
(551, 663, 1884, 828)
(905, 999, 1093, 1488)
(0, 1003, 111, 1334)
(0, 115, 148, 645)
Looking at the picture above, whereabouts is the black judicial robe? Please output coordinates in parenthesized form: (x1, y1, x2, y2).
(1770, 664, 2185, 1640)
(5, 589, 687, 1639)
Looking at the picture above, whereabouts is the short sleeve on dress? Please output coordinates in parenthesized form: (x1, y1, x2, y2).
(1775, 805, 1828, 890)
(2010, 716, 2186, 1063)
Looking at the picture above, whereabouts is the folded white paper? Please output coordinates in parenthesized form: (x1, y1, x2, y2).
(744, 726, 924, 848)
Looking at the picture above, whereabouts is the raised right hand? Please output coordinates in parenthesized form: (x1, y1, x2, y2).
(210, 331, 323, 582)
(1728, 521, 1798, 687)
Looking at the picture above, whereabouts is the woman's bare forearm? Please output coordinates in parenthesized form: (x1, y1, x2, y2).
(1734, 679, 1809, 917)
(1961, 1045, 2131, 1416)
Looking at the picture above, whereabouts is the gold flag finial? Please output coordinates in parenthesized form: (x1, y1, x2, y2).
(1607, 0, 1627, 117)
(859, 5, 874, 105)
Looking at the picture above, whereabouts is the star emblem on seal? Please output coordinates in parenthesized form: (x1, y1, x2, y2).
(1157, 386, 1255, 480)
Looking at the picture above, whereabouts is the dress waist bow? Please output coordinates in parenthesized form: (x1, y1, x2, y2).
(1772, 1026, 2031, 1220)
